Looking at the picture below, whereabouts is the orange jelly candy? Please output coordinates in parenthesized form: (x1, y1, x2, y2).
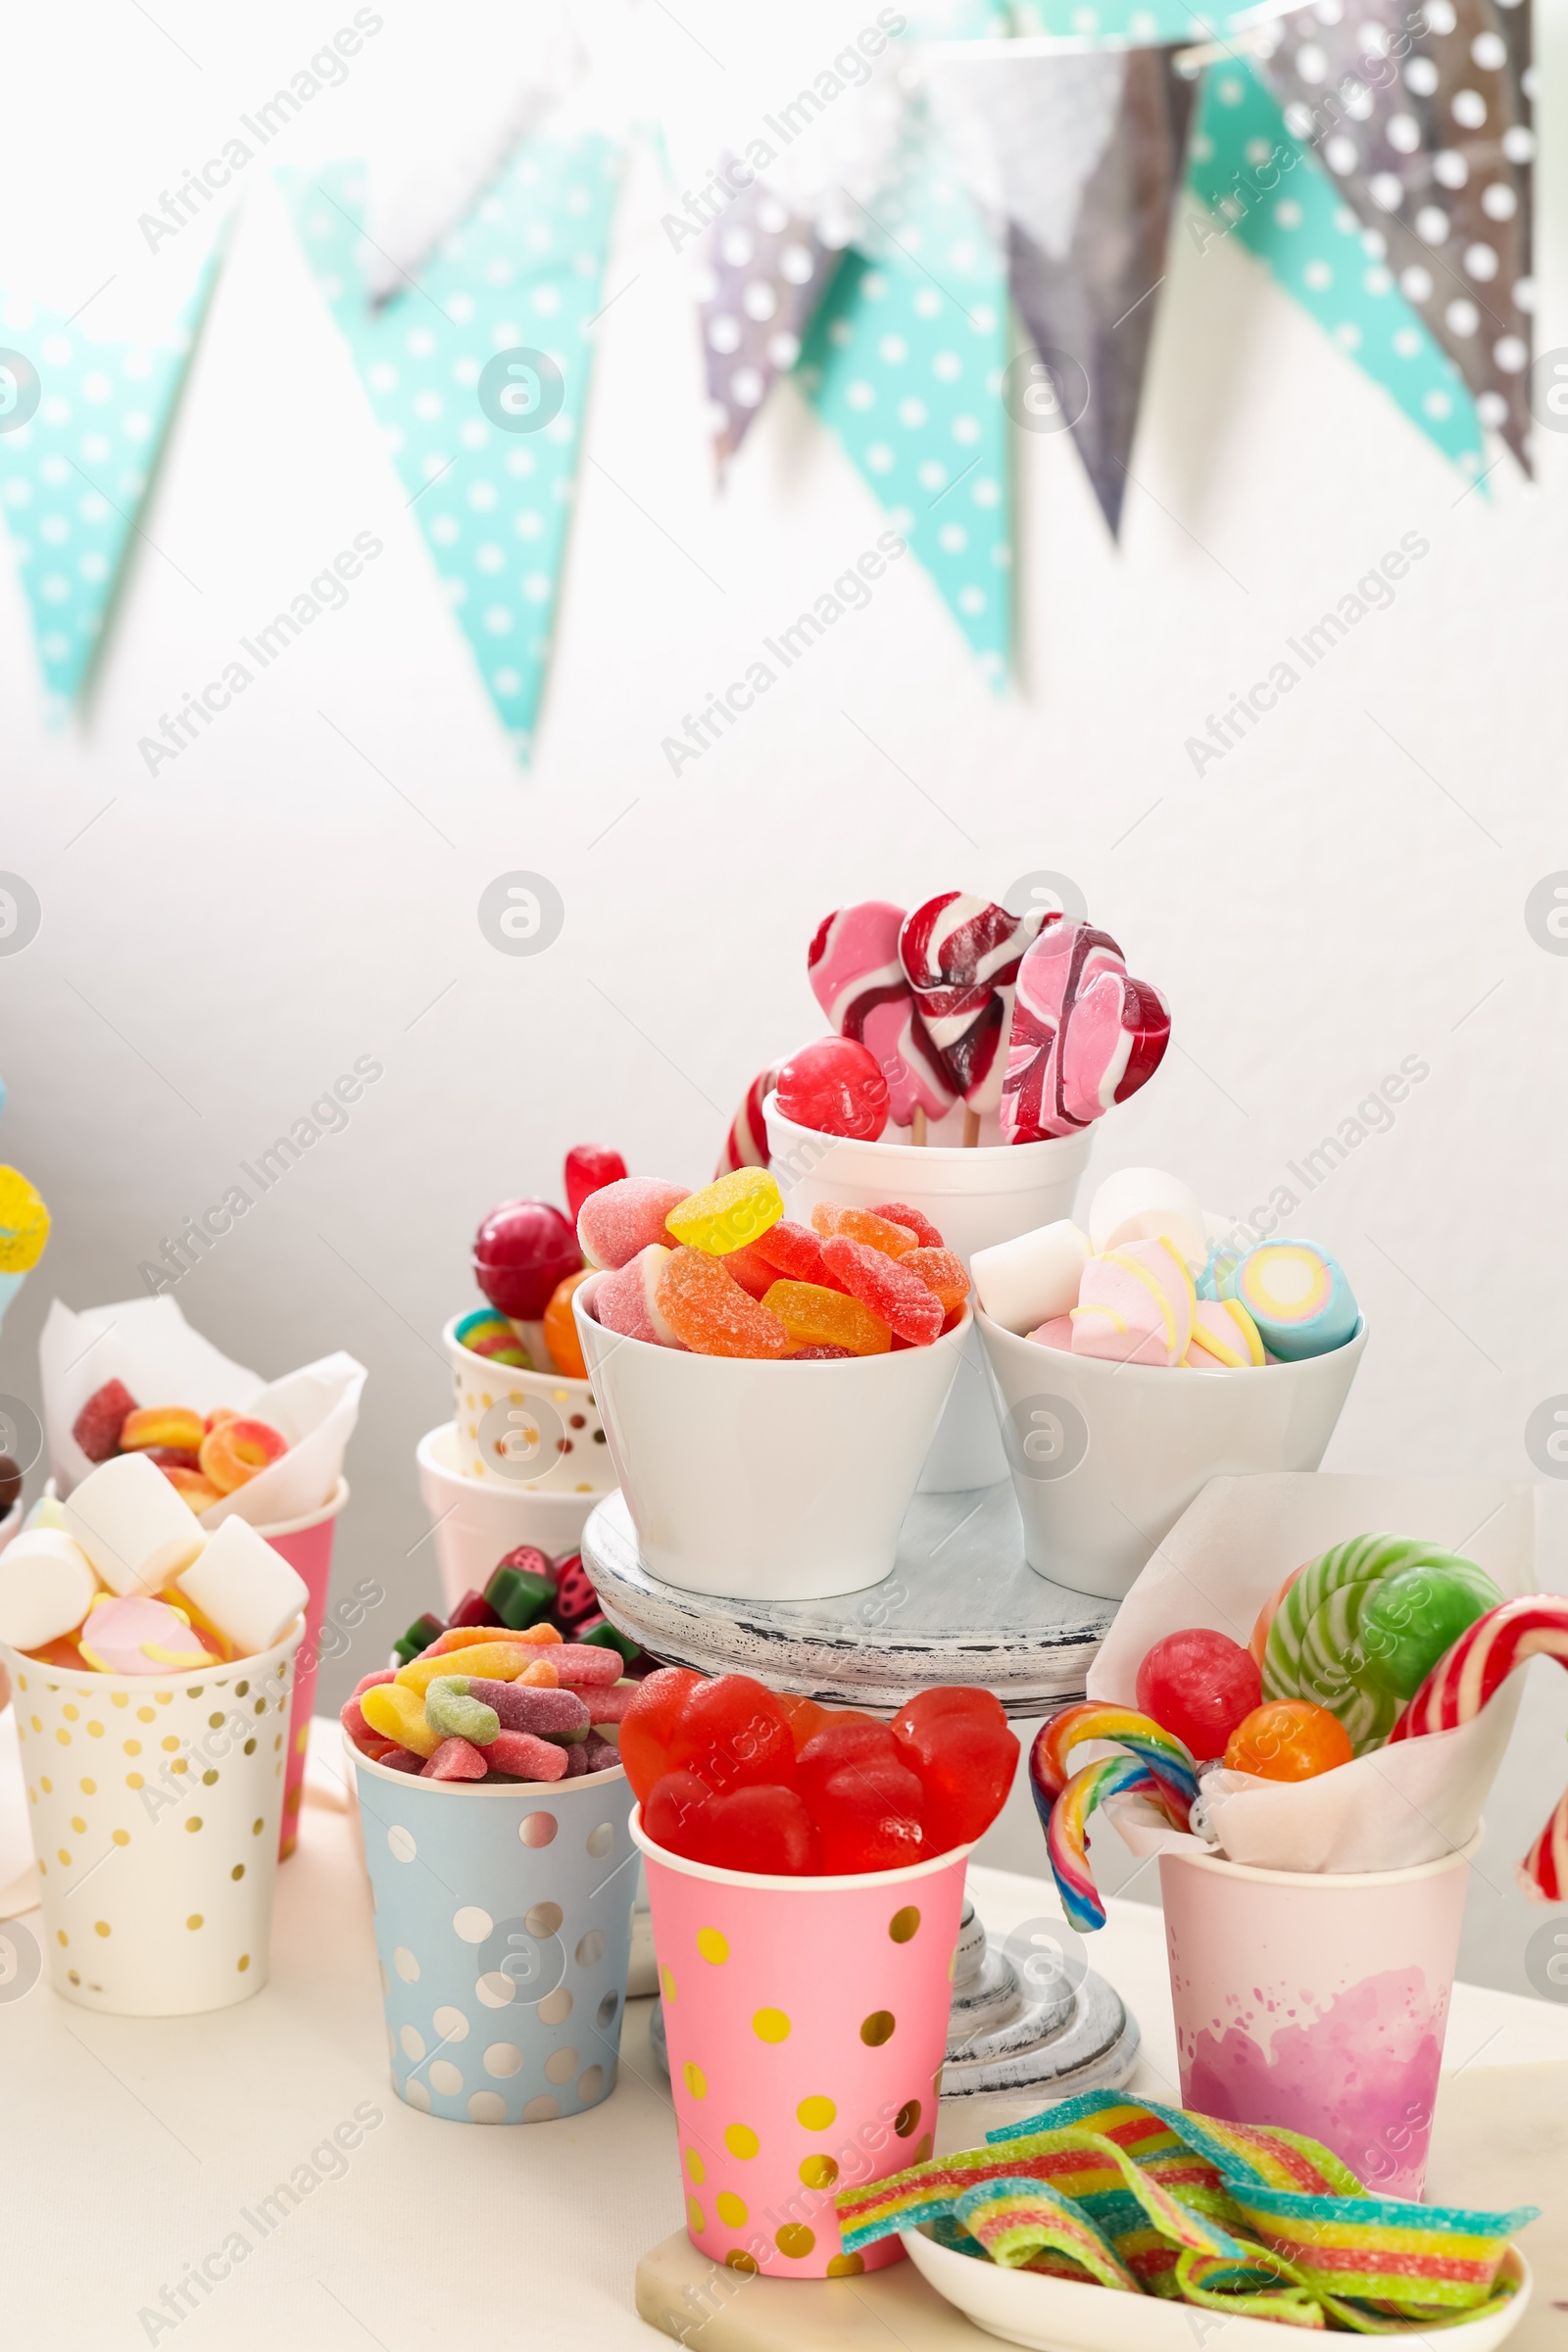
(809, 1202, 918, 1256)
(900, 1247, 970, 1315)
(761, 1279, 891, 1357)
(1223, 1698, 1352, 1781)
(542, 1269, 592, 1378)
(655, 1246, 791, 1358)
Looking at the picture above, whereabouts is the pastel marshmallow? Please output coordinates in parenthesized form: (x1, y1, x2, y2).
(1088, 1168, 1207, 1269)
(971, 1220, 1091, 1336)
(64, 1451, 208, 1595)
(78, 1593, 210, 1674)
(175, 1514, 307, 1659)
(1026, 1314, 1075, 1351)
(0, 1527, 101, 1648)
(1071, 1238, 1195, 1366)
(1187, 1296, 1265, 1369)
(591, 1247, 684, 1348)
(1231, 1239, 1358, 1361)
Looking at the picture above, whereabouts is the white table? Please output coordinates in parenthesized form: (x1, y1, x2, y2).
(3, 1719, 1566, 2352)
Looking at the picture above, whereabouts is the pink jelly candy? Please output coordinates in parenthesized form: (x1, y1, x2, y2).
(421, 1737, 490, 1781)
(577, 1178, 692, 1272)
(488, 1729, 569, 1780)
(591, 1244, 685, 1348)
(549, 1644, 623, 1690)
(819, 1235, 944, 1346)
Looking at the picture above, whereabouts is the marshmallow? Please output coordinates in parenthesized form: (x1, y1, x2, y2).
(0, 1528, 100, 1649)
(63, 1452, 207, 1595)
(24, 1492, 67, 1533)
(1071, 1239, 1195, 1366)
(175, 1515, 307, 1660)
(971, 1220, 1091, 1337)
(1027, 1314, 1075, 1351)
(1187, 1297, 1265, 1369)
(1088, 1168, 1207, 1268)
(1231, 1239, 1358, 1362)
(78, 1593, 210, 1674)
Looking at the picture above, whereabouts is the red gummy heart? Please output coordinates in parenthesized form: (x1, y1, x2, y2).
(620, 1667, 704, 1804)
(891, 1687, 1019, 1851)
(668, 1674, 796, 1796)
(643, 1769, 714, 1859)
(694, 1784, 823, 1876)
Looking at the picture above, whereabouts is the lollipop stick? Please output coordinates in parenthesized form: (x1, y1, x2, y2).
(962, 1105, 980, 1149)
(911, 1105, 926, 1148)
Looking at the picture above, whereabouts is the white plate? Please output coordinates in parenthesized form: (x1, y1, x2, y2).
(902, 2230, 1533, 2352)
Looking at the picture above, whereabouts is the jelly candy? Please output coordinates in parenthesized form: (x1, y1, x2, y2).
(900, 1249, 970, 1316)
(549, 1642, 625, 1689)
(810, 1201, 918, 1256)
(665, 1167, 784, 1256)
(393, 1610, 446, 1666)
(655, 1248, 791, 1358)
(542, 1270, 592, 1378)
(424, 1680, 502, 1744)
(1224, 1699, 1352, 1781)
(760, 1280, 891, 1357)
(790, 1344, 856, 1359)
(755, 1219, 836, 1286)
(487, 1728, 569, 1780)
(869, 1201, 945, 1248)
(778, 1692, 831, 1752)
(717, 1242, 778, 1300)
(574, 1616, 642, 1668)
(819, 1236, 944, 1347)
(696, 1783, 825, 1876)
(593, 1245, 683, 1346)
(473, 1198, 582, 1319)
(564, 1144, 628, 1222)
(669, 1673, 796, 1795)
(795, 1719, 902, 1806)
(773, 1036, 890, 1141)
(550, 1552, 600, 1632)
(465, 1677, 590, 1740)
(620, 1667, 704, 1801)
(484, 1555, 557, 1629)
(578, 1178, 691, 1272)
(362, 1681, 441, 1757)
(72, 1379, 140, 1464)
(422, 1736, 489, 1781)
(892, 1688, 1019, 1848)
(446, 1588, 498, 1630)
(1136, 1629, 1262, 1762)
(643, 1768, 715, 1858)
(582, 1732, 620, 1774)
(811, 1761, 925, 1872)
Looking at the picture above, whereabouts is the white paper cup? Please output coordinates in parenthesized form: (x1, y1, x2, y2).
(2, 1618, 302, 2015)
(574, 1281, 967, 1600)
(443, 1315, 613, 1494)
(977, 1311, 1368, 1598)
(764, 1097, 1093, 1492)
(416, 1425, 599, 1613)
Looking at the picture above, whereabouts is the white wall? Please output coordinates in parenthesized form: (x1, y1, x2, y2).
(3, 0, 1565, 2001)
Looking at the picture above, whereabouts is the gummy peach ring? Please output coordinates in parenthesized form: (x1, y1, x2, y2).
(197, 1415, 287, 1494)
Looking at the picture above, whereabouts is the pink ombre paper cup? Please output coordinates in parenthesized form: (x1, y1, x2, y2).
(631, 1811, 970, 2279)
(256, 1477, 347, 1859)
(1160, 1828, 1480, 2199)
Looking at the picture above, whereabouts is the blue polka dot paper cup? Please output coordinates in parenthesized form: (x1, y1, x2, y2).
(350, 1738, 637, 2125)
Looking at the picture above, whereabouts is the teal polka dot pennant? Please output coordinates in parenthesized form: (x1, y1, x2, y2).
(1188, 64, 1484, 478)
(797, 161, 1012, 685)
(281, 136, 622, 761)
(0, 255, 220, 713)
(1007, 0, 1279, 35)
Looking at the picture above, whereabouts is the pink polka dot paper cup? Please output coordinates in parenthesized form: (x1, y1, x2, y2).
(350, 1740, 637, 2126)
(631, 1811, 971, 2279)
(2, 1620, 301, 2016)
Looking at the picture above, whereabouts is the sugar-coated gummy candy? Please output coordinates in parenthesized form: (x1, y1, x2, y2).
(810, 1201, 917, 1257)
(353, 1668, 398, 1697)
(669, 1673, 796, 1794)
(869, 1200, 945, 1249)
(549, 1642, 624, 1689)
(773, 1037, 890, 1142)
(397, 1640, 546, 1694)
(422, 1622, 560, 1659)
(73, 1378, 140, 1464)
(592, 1244, 685, 1348)
(487, 1728, 569, 1780)
(1136, 1629, 1262, 1762)
(899, 1248, 970, 1315)
(755, 1220, 837, 1285)
(542, 1270, 592, 1378)
(465, 1676, 590, 1740)
(655, 1248, 792, 1358)
(339, 1695, 378, 1745)
(483, 1559, 556, 1630)
(665, 1167, 784, 1256)
(790, 1344, 856, 1359)
(819, 1235, 944, 1347)
(620, 1667, 705, 1801)
(473, 1198, 582, 1320)
(362, 1681, 441, 1758)
(122, 1404, 206, 1454)
(564, 1143, 628, 1222)
(1224, 1699, 1352, 1781)
(761, 1280, 891, 1357)
(582, 1731, 620, 1774)
(577, 1178, 692, 1273)
(564, 1741, 590, 1778)
(422, 1736, 490, 1781)
(717, 1242, 776, 1300)
(517, 1658, 560, 1686)
(425, 1679, 502, 1745)
(583, 1681, 638, 1723)
(891, 1687, 1019, 1849)
(379, 1746, 425, 1775)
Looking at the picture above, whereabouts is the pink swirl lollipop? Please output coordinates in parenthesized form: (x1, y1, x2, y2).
(898, 894, 1040, 1129)
(808, 901, 954, 1134)
(1002, 919, 1171, 1145)
(716, 1064, 778, 1175)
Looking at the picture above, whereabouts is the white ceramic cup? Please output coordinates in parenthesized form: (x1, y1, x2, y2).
(976, 1311, 1368, 1599)
(763, 1096, 1094, 1493)
(416, 1424, 600, 1612)
(443, 1315, 613, 1494)
(573, 1279, 967, 1601)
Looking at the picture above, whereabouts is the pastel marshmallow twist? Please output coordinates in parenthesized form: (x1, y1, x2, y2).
(1071, 1239, 1195, 1366)
(1228, 1240, 1358, 1362)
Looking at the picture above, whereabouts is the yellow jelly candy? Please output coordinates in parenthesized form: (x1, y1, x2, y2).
(361, 1682, 440, 1758)
(761, 1281, 891, 1357)
(396, 1642, 539, 1695)
(0, 1167, 50, 1273)
(665, 1168, 783, 1256)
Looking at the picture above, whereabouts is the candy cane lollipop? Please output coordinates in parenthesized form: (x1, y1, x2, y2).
(1030, 1701, 1199, 1826)
(808, 901, 954, 1137)
(1388, 1595, 1568, 1903)
(1048, 1754, 1189, 1932)
(716, 1064, 779, 1176)
(898, 894, 1040, 1139)
(1002, 920, 1171, 1145)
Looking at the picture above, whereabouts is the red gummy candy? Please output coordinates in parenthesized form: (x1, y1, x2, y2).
(644, 1768, 715, 1859)
(891, 1687, 1019, 1852)
(473, 1198, 582, 1320)
(668, 1674, 795, 1796)
(811, 1763, 925, 1872)
(620, 1667, 704, 1803)
(721, 1243, 778, 1301)
(447, 1589, 495, 1630)
(795, 1719, 900, 1807)
(73, 1378, 139, 1463)
(549, 1552, 600, 1633)
(819, 1235, 944, 1347)
(789, 1345, 856, 1359)
(495, 1544, 554, 1583)
(1137, 1628, 1262, 1762)
(696, 1784, 824, 1876)
(869, 1201, 946, 1250)
(755, 1220, 838, 1288)
(774, 1037, 890, 1142)
(564, 1144, 628, 1222)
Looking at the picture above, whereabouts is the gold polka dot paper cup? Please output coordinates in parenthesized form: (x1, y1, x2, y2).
(443, 1315, 612, 1494)
(630, 1811, 971, 2279)
(2, 1619, 301, 2016)
(350, 1738, 636, 2125)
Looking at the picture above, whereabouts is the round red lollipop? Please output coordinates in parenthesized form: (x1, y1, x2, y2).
(564, 1145, 628, 1222)
(472, 1198, 582, 1320)
(1136, 1628, 1262, 1762)
(774, 1037, 890, 1142)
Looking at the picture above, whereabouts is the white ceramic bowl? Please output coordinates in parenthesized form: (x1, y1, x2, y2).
(902, 2229, 1531, 2352)
(442, 1314, 613, 1493)
(976, 1311, 1368, 1599)
(764, 1096, 1093, 1492)
(574, 1278, 967, 1601)
(415, 1423, 600, 1612)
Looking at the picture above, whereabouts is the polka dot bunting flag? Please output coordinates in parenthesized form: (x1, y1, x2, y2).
(696, 172, 845, 471)
(1189, 64, 1485, 478)
(0, 253, 221, 714)
(281, 137, 622, 761)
